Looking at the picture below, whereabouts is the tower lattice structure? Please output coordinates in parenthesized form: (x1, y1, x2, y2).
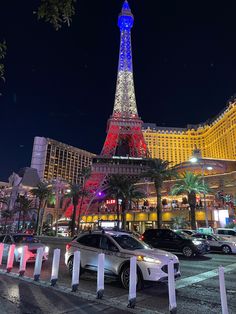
(101, 0, 148, 158)
(64, 1, 148, 218)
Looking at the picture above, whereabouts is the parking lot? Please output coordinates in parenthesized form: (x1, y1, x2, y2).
(0, 238, 235, 313)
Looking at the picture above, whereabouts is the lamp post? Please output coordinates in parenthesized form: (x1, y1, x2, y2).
(189, 156, 212, 228)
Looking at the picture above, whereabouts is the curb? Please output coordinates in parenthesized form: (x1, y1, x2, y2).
(0, 270, 162, 314)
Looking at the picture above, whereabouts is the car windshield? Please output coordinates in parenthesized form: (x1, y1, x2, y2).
(13, 235, 39, 244)
(175, 231, 191, 239)
(111, 234, 151, 250)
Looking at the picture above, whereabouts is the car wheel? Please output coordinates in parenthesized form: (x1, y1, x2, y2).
(222, 245, 231, 254)
(119, 264, 143, 290)
(67, 256, 84, 277)
(182, 246, 193, 257)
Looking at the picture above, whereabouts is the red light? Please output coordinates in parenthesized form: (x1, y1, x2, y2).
(140, 235, 144, 240)
(66, 244, 71, 251)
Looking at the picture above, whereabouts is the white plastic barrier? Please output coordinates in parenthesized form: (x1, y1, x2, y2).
(19, 246, 28, 276)
(51, 248, 60, 286)
(71, 251, 80, 292)
(127, 256, 137, 309)
(96, 253, 104, 299)
(168, 259, 177, 314)
(34, 247, 44, 281)
(6, 244, 15, 273)
(219, 266, 229, 314)
(0, 243, 4, 265)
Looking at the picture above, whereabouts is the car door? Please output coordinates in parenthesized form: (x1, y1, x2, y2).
(100, 235, 121, 275)
(206, 235, 221, 251)
(158, 230, 181, 251)
(77, 234, 102, 272)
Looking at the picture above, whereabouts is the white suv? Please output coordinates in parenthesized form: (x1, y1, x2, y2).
(215, 228, 236, 241)
(65, 230, 180, 289)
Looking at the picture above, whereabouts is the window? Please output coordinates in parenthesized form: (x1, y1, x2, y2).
(100, 236, 119, 252)
(77, 234, 101, 248)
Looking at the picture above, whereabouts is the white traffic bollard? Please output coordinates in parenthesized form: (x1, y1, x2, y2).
(6, 244, 15, 273)
(34, 247, 44, 281)
(127, 256, 137, 309)
(96, 253, 105, 299)
(51, 248, 60, 286)
(168, 260, 177, 314)
(219, 266, 229, 314)
(19, 246, 28, 276)
(71, 251, 80, 292)
(0, 243, 4, 265)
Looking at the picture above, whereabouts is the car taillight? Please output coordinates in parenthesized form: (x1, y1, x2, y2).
(140, 235, 144, 240)
(66, 244, 71, 251)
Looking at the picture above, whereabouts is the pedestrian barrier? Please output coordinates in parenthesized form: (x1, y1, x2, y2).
(168, 260, 177, 314)
(0, 243, 4, 265)
(50, 248, 60, 286)
(71, 250, 80, 292)
(19, 246, 28, 276)
(96, 253, 105, 299)
(219, 266, 229, 314)
(0, 244, 231, 312)
(6, 244, 15, 273)
(127, 256, 137, 308)
(34, 247, 44, 281)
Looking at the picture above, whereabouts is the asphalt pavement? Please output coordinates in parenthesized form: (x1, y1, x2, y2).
(0, 238, 236, 313)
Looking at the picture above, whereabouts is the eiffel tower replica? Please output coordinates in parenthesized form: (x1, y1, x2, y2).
(82, 1, 149, 214)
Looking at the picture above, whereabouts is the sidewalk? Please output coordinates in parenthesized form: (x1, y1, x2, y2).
(0, 274, 131, 314)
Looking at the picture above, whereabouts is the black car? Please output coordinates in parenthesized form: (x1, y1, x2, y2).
(142, 229, 210, 257)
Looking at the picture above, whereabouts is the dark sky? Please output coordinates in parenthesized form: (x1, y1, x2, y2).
(1, 0, 236, 181)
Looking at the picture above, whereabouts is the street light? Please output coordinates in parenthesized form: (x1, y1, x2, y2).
(189, 155, 213, 228)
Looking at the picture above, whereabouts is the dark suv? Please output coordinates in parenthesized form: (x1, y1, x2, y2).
(142, 229, 210, 257)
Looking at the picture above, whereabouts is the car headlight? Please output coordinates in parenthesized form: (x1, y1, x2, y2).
(232, 242, 236, 247)
(45, 246, 49, 253)
(137, 255, 161, 264)
(17, 247, 23, 254)
(193, 240, 202, 246)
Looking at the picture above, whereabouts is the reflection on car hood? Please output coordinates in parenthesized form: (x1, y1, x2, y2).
(127, 248, 178, 263)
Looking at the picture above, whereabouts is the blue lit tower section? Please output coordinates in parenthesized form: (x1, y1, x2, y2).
(113, 0, 137, 117)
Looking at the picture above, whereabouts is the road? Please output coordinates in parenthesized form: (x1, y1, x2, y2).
(0, 238, 236, 313)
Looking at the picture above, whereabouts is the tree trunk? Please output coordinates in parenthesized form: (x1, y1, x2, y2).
(71, 200, 77, 237)
(116, 196, 119, 228)
(156, 187, 162, 229)
(22, 213, 26, 231)
(35, 205, 41, 235)
(4, 217, 8, 233)
(77, 194, 84, 234)
(188, 191, 197, 230)
(17, 210, 22, 231)
(121, 200, 126, 230)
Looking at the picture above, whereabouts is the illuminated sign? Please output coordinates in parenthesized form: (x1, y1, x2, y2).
(106, 199, 116, 205)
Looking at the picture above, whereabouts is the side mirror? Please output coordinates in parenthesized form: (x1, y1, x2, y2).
(110, 245, 119, 252)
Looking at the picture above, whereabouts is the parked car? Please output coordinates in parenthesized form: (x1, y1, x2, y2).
(0, 234, 49, 263)
(141, 229, 210, 257)
(65, 230, 181, 289)
(215, 228, 236, 241)
(192, 233, 236, 254)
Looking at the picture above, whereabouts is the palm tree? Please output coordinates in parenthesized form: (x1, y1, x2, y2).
(30, 181, 52, 235)
(106, 175, 140, 230)
(77, 167, 91, 233)
(14, 195, 35, 231)
(171, 172, 210, 230)
(1, 209, 12, 233)
(171, 216, 189, 230)
(64, 183, 84, 237)
(142, 159, 177, 228)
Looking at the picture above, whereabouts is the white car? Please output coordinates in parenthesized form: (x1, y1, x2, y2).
(0, 234, 49, 263)
(193, 233, 236, 254)
(65, 230, 180, 289)
(215, 228, 236, 242)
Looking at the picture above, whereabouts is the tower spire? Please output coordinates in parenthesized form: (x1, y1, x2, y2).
(113, 0, 137, 117)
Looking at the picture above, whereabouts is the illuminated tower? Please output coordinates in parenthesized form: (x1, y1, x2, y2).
(101, 0, 148, 157)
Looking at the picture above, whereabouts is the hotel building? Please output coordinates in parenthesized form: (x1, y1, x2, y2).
(31, 136, 95, 184)
(142, 98, 236, 165)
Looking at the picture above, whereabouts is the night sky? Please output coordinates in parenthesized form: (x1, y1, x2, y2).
(1, 0, 236, 181)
